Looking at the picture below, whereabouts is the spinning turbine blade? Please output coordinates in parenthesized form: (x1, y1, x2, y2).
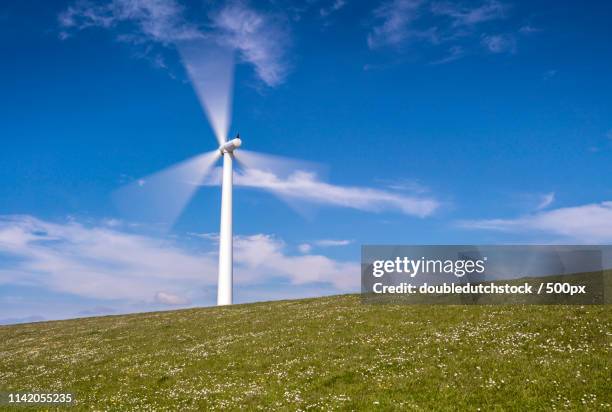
(233, 150, 326, 217)
(178, 39, 234, 145)
(236, 150, 325, 179)
(114, 150, 220, 228)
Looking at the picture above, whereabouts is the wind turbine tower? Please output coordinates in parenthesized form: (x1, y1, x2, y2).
(216, 135, 242, 305)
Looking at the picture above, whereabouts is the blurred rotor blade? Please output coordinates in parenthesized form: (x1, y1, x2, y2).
(236, 150, 326, 179)
(114, 150, 221, 228)
(232, 150, 325, 218)
(232, 153, 247, 173)
(178, 38, 234, 145)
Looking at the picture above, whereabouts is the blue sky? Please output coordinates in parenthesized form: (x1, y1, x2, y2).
(1, 0, 612, 323)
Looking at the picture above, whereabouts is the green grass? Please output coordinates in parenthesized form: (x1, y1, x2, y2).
(0, 296, 610, 411)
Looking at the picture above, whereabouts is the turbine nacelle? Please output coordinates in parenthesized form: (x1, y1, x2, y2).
(219, 136, 242, 154)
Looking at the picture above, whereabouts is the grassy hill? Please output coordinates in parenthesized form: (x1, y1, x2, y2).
(1, 295, 610, 411)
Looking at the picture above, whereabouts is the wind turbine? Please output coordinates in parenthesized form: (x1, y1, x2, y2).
(114, 40, 311, 306)
(114, 124, 273, 306)
(216, 134, 241, 305)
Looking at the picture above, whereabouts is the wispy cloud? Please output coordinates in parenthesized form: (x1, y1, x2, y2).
(378, 177, 430, 193)
(204, 167, 440, 217)
(154, 291, 190, 305)
(431, 0, 507, 26)
(536, 192, 555, 210)
(0, 215, 359, 318)
(211, 1, 290, 87)
(460, 201, 612, 243)
(298, 239, 352, 254)
(367, 0, 522, 60)
(367, 0, 423, 49)
(430, 45, 465, 64)
(234, 234, 357, 287)
(315, 239, 353, 247)
(58, 0, 291, 87)
(298, 243, 313, 253)
(518, 24, 540, 34)
(320, 0, 347, 17)
(58, 0, 201, 44)
(0, 215, 212, 304)
(481, 33, 516, 53)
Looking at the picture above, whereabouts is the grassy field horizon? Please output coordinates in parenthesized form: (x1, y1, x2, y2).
(1, 292, 610, 411)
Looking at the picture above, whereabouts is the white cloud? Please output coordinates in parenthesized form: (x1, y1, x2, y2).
(154, 291, 190, 305)
(58, 0, 291, 87)
(379, 177, 430, 193)
(536, 192, 555, 210)
(0, 215, 359, 310)
(58, 0, 201, 44)
(298, 239, 352, 253)
(431, 0, 507, 26)
(188, 232, 220, 241)
(233, 234, 358, 287)
(211, 1, 290, 87)
(315, 239, 353, 247)
(367, 0, 423, 49)
(205, 167, 440, 217)
(102, 218, 123, 227)
(481, 33, 516, 53)
(460, 201, 612, 243)
(430, 45, 465, 64)
(519, 24, 540, 34)
(0, 215, 213, 303)
(367, 0, 519, 60)
(298, 243, 313, 253)
(320, 0, 347, 17)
